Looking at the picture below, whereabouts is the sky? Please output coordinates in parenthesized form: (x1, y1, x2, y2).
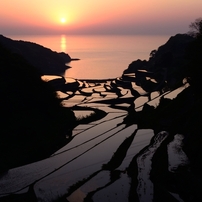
(0, 0, 202, 35)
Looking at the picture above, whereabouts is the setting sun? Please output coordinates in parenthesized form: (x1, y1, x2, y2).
(60, 18, 66, 24)
(1, 0, 202, 35)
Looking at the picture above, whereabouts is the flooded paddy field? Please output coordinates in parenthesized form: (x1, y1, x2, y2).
(0, 75, 191, 202)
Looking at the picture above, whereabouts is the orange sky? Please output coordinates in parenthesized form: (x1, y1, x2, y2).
(0, 0, 202, 35)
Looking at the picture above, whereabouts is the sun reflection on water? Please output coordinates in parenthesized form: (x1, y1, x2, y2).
(60, 35, 66, 53)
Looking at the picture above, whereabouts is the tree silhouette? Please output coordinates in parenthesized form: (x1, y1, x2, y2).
(188, 18, 202, 38)
(186, 18, 202, 89)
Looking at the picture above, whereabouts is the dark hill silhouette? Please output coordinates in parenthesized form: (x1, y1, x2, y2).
(0, 41, 76, 171)
(123, 32, 202, 169)
(123, 29, 202, 200)
(0, 35, 72, 75)
(123, 34, 194, 89)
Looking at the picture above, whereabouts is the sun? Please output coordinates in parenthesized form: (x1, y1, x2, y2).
(60, 17, 66, 24)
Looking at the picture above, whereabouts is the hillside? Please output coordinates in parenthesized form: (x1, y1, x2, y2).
(0, 35, 72, 75)
(0, 41, 76, 171)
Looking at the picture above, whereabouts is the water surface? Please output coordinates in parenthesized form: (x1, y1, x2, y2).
(8, 34, 169, 79)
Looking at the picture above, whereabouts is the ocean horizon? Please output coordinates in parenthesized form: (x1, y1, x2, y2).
(8, 34, 170, 79)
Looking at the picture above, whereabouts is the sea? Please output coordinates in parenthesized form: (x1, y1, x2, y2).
(8, 34, 170, 79)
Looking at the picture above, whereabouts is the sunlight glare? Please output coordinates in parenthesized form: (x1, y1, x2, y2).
(60, 17, 66, 24)
(60, 35, 66, 52)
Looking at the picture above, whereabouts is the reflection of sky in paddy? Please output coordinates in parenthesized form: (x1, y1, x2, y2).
(89, 113, 126, 125)
(118, 87, 129, 96)
(135, 96, 148, 111)
(77, 80, 84, 87)
(79, 103, 127, 114)
(41, 75, 62, 81)
(146, 77, 158, 83)
(56, 91, 68, 99)
(82, 92, 117, 102)
(67, 171, 110, 202)
(73, 110, 94, 119)
(62, 95, 86, 107)
(115, 103, 130, 108)
(93, 86, 107, 92)
(132, 82, 147, 95)
(122, 90, 133, 98)
(147, 86, 188, 108)
(101, 92, 118, 96)
(66, 91, 74, 95)
(151, 91, 159, 99)
(81, 86, 106, 93)
(1, 68, 191, 202)
(91, 93, 102, 97)
(127, 129, 154, 154)
(79, 86, 95, 93)
(55, 118, 127, 155)
(89, 96, 117, 103)
(148, 91, 160, 107)
(35, 123, 133, 197)
(72, 129, 84, 136)
(164, 86, 186, 99)
(118, 129, 154, 170)
(66, 127, 154, 202)
(73, 124, 94, 130)
(64, 77, 77, 84)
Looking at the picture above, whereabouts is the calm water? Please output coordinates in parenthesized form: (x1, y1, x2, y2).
(8, 34, 169, 79)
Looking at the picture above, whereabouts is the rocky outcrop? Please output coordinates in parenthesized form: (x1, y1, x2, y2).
(0, 35, 72, 75)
